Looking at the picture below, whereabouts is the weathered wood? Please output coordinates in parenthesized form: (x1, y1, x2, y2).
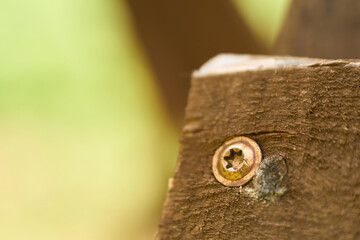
(157, 55, 360, 239)
(126, 0, 264, 124)
(274, 0, 360, 58)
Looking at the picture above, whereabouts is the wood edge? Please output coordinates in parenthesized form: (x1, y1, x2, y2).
(193, 54, 360, 78)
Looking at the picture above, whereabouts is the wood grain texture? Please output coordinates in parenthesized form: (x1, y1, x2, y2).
(157, 56, 360, 239)
(274, 0, 360, 58)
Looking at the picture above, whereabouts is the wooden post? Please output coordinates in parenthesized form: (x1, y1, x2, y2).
(157, 55, 360, 239)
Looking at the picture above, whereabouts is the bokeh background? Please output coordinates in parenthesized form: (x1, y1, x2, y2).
(0, 1, 290, 239)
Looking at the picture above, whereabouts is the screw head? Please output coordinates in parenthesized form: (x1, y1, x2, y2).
(212, 136, 262, 187)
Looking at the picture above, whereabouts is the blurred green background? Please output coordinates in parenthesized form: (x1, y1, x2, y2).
(0, 0, 290, 239)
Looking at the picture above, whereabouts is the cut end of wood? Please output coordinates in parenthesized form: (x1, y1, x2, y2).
(193, 54, 360, 77)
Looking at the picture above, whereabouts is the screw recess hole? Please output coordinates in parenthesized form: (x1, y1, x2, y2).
(223, 148, 245, 170)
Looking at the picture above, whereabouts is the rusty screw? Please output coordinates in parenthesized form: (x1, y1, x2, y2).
(212, 136, 262, 187)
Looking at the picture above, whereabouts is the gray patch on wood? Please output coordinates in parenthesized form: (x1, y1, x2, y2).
(244, 155, 287, 202)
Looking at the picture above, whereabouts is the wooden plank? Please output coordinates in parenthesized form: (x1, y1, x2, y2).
(157, 55, 360, 239)
(274, 0, 360, 58)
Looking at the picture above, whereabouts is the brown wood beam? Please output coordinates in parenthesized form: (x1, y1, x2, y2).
(157, 55, 360, 239)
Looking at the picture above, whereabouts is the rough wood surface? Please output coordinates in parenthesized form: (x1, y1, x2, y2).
(274, 0, 360, 58)
(157, 55, 360, 239)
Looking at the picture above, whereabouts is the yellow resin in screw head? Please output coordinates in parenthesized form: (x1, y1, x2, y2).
(212, 136, 262, 187)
